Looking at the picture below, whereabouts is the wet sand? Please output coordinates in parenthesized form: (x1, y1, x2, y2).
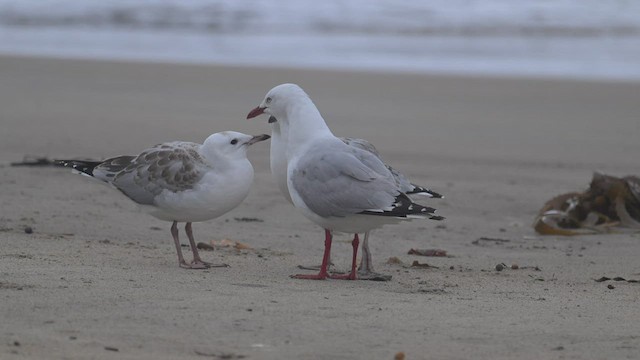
(1, 55, 639, 359)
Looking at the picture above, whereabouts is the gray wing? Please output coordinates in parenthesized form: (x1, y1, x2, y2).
(291, 142, 400, 218)
(341, 136, 443, 198)
(387, 166, 443, 198)
(341, 137, 381, 157)
(342, 137, 410, 189)
(93, 142, 208, 205)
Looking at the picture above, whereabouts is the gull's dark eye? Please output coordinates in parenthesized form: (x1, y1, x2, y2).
(230, 139, 238, 145)
(266, 97, 272, 104)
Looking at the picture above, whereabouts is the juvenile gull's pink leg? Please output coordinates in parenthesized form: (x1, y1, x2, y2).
(171, 221, 193, 269)
(184, 222, 210, 269)
(185, 222, 228, 268)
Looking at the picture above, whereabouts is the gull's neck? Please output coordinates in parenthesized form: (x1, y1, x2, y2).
(270, 120, 283, 139)
(269, 121, 287, 162)
(268, 121, 294, 203)
(282, 98, 334, 157)
(269, 120, 288, 162)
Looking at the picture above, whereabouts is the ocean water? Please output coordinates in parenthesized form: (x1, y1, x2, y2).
(1, 0, 639, 81)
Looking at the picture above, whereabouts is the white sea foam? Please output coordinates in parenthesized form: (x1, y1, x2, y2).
(1, 0, 639, 80)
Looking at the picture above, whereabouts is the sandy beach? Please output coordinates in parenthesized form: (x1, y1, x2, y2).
(1, 55, 639, 359)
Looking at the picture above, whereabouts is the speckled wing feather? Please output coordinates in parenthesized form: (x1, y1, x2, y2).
(93, 142, 208, 205)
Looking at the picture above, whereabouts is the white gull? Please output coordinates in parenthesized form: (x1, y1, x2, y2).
(264, 115, 443, 278)
(247, 84, 443, 280)
(56, 131, 270, 269)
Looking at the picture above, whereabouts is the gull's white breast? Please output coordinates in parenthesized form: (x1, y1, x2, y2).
(147, 160, 254, 222)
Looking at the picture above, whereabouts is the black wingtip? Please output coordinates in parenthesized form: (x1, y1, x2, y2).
(406, 185, 444, 199)
(55, 159, 103, 177)
(359, 193, 443, 220)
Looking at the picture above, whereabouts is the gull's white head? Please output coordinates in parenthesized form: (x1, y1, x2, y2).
(203, 131, 270, 159)
(246, 83, 310, 124)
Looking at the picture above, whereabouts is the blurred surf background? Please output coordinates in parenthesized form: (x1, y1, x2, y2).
(1, 0, 639, 81)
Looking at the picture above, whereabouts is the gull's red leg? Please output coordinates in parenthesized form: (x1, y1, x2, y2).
(330, 233, 359, 280)
(291, 229, 333, 280)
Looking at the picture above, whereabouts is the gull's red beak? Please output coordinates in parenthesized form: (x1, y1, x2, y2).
(247, 106, 265, 119)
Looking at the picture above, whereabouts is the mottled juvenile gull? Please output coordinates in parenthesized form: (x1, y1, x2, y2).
(248, 84, 443, 280)
(56, 131, 270, 269)
(264, 115, 443, 279)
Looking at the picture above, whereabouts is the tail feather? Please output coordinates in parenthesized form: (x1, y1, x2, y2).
(406, 185, 444, 199)
(359, 193, 444, 221)
(54, 159, 103, 177)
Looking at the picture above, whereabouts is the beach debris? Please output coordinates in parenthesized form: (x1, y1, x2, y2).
(194, 350, 246, 359)
(233, 217, 264, 223)
(493, 263, 539, 272)
(234, 242, 253, 250)
(594, 276, 639, 283)
(394, 352, 406, 360)
(24, 226, 33, 234)
(410, 260, 439, 269)
(416, 288, 448, 294)
(607, 284, 615, 289)
(210, 239, 253, 250)
(408, 248, 447, 257)
(471, 237, 511, 245)
(386, 257, 404, 265)
(10, 156, 57, 167)
(534, 172, 640, 235)
(12, 155, 103, 168)
(196, 242, 214, 251)
(364, 274, 393, 282)
(104, 347, 119, 352)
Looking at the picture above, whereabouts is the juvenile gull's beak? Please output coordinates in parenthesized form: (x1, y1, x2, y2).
(245, 134, 271, 146)
(247, 106, 265, 119)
